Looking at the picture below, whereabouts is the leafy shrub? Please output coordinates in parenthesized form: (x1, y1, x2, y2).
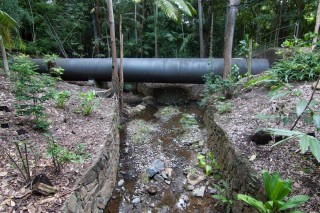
(44, 54, 64, 77)
(212, 180, 233, 213)
(77, 90, 98, 116)
(201, 65, 241, 107)
(197, 152, 219, 176)
(11, 54, 57, 131)
(46, 134, 83, 173)
(216, 101, 233, 114)
(55, 91, 71, 109)
(238, 171, 309, 213)
(269, 52, 320, 83)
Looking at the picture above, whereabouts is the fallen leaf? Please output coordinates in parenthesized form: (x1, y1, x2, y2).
(0, 172, 8, 177)
(249, 154, 256, 161)
(38, 197, 56, 205)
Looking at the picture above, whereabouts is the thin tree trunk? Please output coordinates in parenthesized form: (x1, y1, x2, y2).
(0, 35, 9, 77)
(141, 0, 146, 57)
(92, 4, 98, 57)
(312, 1, 320, 51)
(155, 0, 159, 58)
(223, 0, 240, 79)
(27, 0, 36, 42)
(275, 0, 285, 47)
(96, 0, 101, 56)
(209, 13, 214, 58)
(120, 15, 124, 112)
(135, 2, 138, 44)
(106, 0, 119, 95)
(102, 0, 111, 58)
(198, 0, 205, 58)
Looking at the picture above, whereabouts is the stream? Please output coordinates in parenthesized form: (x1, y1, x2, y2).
(105, 96, 222, 213)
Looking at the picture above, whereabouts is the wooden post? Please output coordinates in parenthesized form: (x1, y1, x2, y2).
(0, 35, 9, 77)
(248, 38, 252, 75)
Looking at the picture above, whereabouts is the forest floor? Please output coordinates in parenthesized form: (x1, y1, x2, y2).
(1, 69, 319, 212)
(214, 81, 320, 212)
(0, 74, 115, 212)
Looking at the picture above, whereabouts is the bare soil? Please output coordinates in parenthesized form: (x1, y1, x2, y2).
(214, 81, 320, 212)
(0, 75, 115, 212)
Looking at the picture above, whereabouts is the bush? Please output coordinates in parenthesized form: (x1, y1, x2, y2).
(11, 54, 57, 131)
(238, 171, 309, 213)
(269, 52, 320, 83)
(201, 65, 241, 108)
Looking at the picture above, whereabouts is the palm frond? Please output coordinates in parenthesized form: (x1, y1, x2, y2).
(0, 10, 18, 30)
(158, 0, 179, 22)
(168, 0, 196, 16)
(179, 33, 195, 53)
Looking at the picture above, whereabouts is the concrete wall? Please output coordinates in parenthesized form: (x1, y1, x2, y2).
(204, 107, 266, 213)
(60, 106, 120, 213)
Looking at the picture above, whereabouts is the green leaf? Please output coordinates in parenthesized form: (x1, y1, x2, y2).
(264, 128, 302, 137)
(272, 136, 293, 147)
(298, 135, 310, 154)
(237, 194, 268, 213)
(312, 114, 320, 129)
(296, 100, 308, 116)
(270, 90, 290, 101)
(278, 195, 309, 211)
(309, 138, 320, 162)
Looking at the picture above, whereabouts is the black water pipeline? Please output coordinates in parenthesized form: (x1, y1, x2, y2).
(34, 58, 269, 84)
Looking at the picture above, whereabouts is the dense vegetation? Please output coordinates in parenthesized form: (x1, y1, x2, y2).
(1, 0, 319, 58)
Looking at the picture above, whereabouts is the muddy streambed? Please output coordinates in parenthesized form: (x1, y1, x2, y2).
(105, 101, 222, 213)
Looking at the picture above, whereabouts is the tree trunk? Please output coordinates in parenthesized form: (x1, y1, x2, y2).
(312, 1, 320, 51)
(27, 0, 36, 42)
(198, 0, 205, 58)
(92, 4, 98, 57)
(120, 15, 124, 112)
(95, 0, 101, 56)
(0, 35, 10, 77)
(155, 0, 159, 58)
(106, 0, 119, 95)
(135, 1, 138, 44)
(223, 0, 240, 79)
(209, 13, 214, 58)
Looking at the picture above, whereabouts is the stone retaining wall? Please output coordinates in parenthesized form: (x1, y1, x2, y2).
(60, 107, 120, 213)
(204, 107, 265, 213)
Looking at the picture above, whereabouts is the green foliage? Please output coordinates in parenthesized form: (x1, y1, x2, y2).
(216, 101, 232, 114)
(269, 52, 320, 83)
(46, 134, 84, 173)
(212, 180, 233, 213)
(197, 152, 219, 176)
(236, 34, 258, 58)
(11, 55, 57, 131)
(77, 91, 98, 116)
(123, 83, 134, 92)
(180, 113, 198, 129)
(265, 128, 320, 162)
(157, 0, 196, 23)
(237, 171, 309, 213)
(55, 91, 70, 109)
(201, 65, 241, 107)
